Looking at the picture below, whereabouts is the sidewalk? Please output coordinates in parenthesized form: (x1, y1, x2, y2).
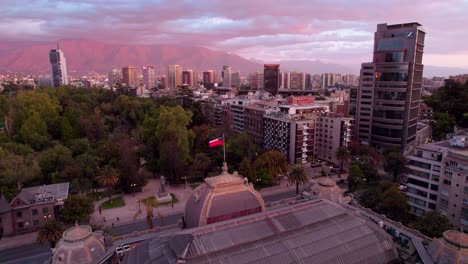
(0, 231, 39, 250)
(90, 179, 193, 228)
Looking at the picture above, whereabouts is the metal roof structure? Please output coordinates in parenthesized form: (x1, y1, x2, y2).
(124, 199, 398, 264)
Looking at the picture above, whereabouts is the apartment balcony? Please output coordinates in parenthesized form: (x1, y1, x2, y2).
(303, 142, 308, 147)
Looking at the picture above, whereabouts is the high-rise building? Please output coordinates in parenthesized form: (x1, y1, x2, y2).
(142, 66, 155, 89)
(249, 72, 264, 90)
(289, 72, 305, 90)
(231, 72, 241, 87)
(167, 64, 182, 89)
(108, 68, 121, 87)
(182, 70, 194, 86)
(49, 44, 69, 87)
(264, 64, 280, 95)
(283, 72, 290, 89)
(222, 66, 232, 87)
(305, 74, 312, 90)
(122, 66, 137, 87)
(356, 22, 425, 153)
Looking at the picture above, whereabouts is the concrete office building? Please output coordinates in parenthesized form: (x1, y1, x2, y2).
(182, 70, 195, 87)
(108, 68, 121, 87)
(314, 113, 354, 164)
(249, 72, 264, 90)
(231, 72, 241, 87)
(49, 45, 69, 87)
(222, 65, 232, 87)
(264, 64, 280, 95)
(142, 65, 155, 89)
(405, 134, 468, 230)
(289, 72, 305, 90)
(355, 22, 426, 154)
(122, 66, 137, 87)
(167, 64, 182, 89)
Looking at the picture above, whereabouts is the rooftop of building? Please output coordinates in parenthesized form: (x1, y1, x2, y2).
(124, 199, 398, 264)
(12, 182, 70, 206)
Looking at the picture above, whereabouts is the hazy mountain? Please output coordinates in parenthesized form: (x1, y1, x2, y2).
(0, 39, 465, 78)
(0, 39, 263, 74)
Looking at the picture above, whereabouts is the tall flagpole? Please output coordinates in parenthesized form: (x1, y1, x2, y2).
(223, 133, 226, 163)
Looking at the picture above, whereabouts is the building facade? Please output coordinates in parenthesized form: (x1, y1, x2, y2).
(231, 72, 241, 87)
(405, 135, 468, 231)
(222, 66, 232, 87)
(0, 183, 69, 236)
(49, 46, 69, 87)
(167, 64, 181, 89)
(264, 64, 280, 95)
(182, 70, 194, 87)
(122, 66, 137, 87)
(356, 23, 425, 154)
(249, 72, 264, 90)
(314, 113, 354, 164)
(108, 68, 121, 87)
(142, 65, 155, 89)
(289, 72, 305, 90)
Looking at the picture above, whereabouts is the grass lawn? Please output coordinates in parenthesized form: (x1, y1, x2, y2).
(143, 193, 179, 208)
(101, 196, 125, 209)
(87, 190, 120, 201)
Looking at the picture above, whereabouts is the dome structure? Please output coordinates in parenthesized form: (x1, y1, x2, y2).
(184, 162, 265, 228)
(52, 224, 105, 264)
(427, 230, 468, 264)
(307, 177, 348, 203)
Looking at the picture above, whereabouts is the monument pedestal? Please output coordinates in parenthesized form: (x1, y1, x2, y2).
(156, 193, 172, 203)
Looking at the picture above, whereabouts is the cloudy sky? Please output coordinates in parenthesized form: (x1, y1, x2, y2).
(2, 0, 468, 68)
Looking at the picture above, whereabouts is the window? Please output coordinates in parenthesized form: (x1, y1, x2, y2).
(429, 194, 437, 201)
(440, 199, 449, 207)
(444, 170, 453, 176)
(18, 222, 24, 229)
(32, 209, 38, 216)
(16, 212, 22, 218)
(441, 189, 449, 196)
(443, 179, 451, 186)
(464, 197, 468, 204)
(33, 220, 39, 226)
(430, 184, 438, 191)
(43, 207, 48, 214)
(428, 203, 436, 210)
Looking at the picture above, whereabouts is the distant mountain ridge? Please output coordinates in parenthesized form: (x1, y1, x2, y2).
(0, 39, 263, 74)
(0, 39, 466, 77)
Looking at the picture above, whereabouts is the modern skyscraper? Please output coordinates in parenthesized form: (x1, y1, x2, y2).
(142, 65, 155, 89)
(222, 66, 232, 87)
(264, 64, 280, 95)
(182, 70, 194, 86)
(289, 72, 305, 90)
(231, 72, 241, 87)
(108, 68, 121, 87)
(49, 44, 69, 87)
(122, 66, 137, 87)
(356, 22, 425, 153)
(167, 64, 181, 89)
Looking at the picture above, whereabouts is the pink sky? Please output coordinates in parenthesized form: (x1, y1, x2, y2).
(2, 0, 468, 69)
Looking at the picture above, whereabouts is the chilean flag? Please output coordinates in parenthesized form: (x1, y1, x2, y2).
(209, 137, 223, 148)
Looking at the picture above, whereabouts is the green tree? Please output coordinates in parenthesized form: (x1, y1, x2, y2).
(37, 219, 65, 248)
(253, 168, 273, 188)
(96, 166, 119, 202)
(431, 112, 456, 140)
(381, 185, 410, 223)
(38, 145, 72, 184)
(348, 164, 364, 192)
(192, 153, 212, 179)
(156, 106, 194, 183)
(415, 211, 450, 238)
(335, 146, 350, 172)
(359, 187, 384, 211)
(18, 111, 48, 150)
(0, 149, 39, 191)
(239, 158, 253, 181)
(62, 195, 94, 223)
(288, 165, 309, 195)
(383, 150, 408, 182)
(252, 150, 288, 181)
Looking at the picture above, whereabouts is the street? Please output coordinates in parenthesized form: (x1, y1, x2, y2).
(0, 189, 298, 263)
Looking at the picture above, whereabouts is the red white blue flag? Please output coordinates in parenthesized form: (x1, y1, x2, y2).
(209, 137, 223, 148)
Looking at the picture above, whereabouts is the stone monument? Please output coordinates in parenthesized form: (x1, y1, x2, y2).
(156, 176, 172, 203)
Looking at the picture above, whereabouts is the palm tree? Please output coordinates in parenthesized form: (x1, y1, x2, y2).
(288, 164, 309, 195)
(96, 166, 119, 203)
(142, 196, 156, 229)
(37, 219, 65, 248)
(335, 147, 350, 172)
(192, 153, 212, 179)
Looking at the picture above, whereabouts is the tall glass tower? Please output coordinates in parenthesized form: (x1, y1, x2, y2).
(356, 23, 425, 154)
(49, 43, 69, 87)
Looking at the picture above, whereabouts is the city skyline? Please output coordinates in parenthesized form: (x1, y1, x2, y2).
(1, 0, 468, 71)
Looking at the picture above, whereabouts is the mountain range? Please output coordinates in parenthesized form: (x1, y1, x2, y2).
(0, 39, 466, 77)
